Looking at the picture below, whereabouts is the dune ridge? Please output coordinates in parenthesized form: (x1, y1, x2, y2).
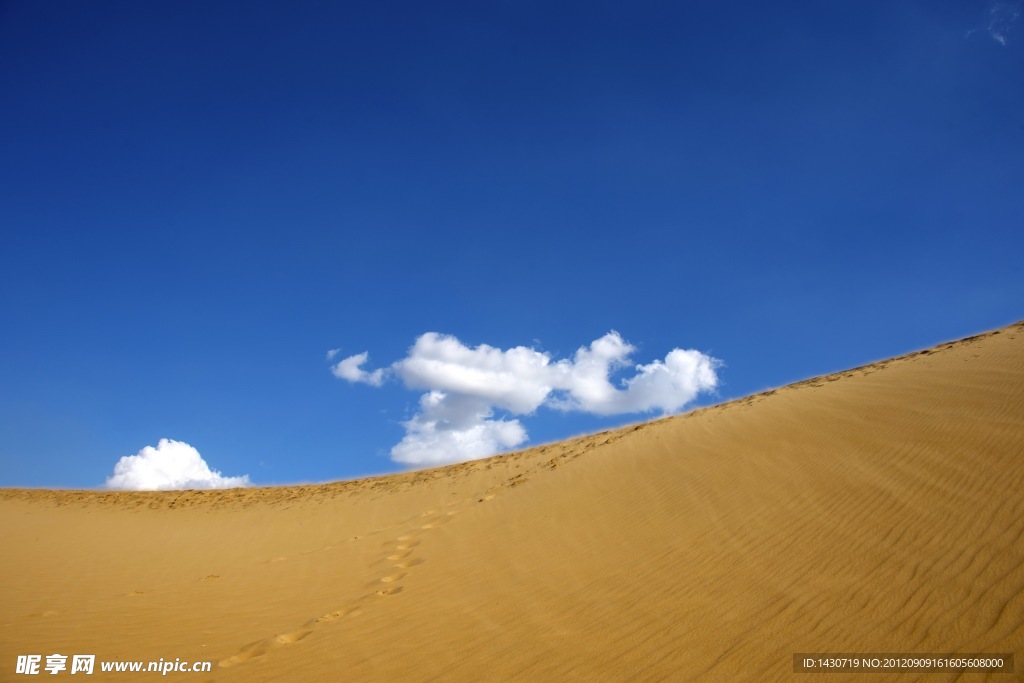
(2, 321, 1022, 681)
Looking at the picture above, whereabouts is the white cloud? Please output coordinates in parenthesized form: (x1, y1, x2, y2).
(331, 351, 386, 386)
(332, 331, 721, 466)
(105, 439, 251, 490)
(393, 333, 556, 413)
(326, 348, 341, 361)
(391, 391, 528, 466)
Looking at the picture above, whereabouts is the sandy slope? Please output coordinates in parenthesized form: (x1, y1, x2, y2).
(2, 322, 1022, 682)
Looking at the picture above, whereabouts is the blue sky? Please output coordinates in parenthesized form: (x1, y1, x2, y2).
(1, 1, 1021, 488)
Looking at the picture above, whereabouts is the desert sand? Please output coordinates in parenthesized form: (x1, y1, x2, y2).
(2, 322, 1022, 681)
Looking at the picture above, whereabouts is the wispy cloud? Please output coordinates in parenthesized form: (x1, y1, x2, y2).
(105, 439, 250, 490)
(969, 2, 1021, 45)
(331, 332, 721, 466)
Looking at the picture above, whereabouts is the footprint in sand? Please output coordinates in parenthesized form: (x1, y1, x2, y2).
(383, 533, 421, 548)
(366, 571, 406, 589)
(421, 513, 456, 529)
(387, 550, 413, 561)
(273, 630, 312, 645)
(219, 641, 269, 668)
(393, 558, 424, 569)
(316, 606, 362, 623)
(219, 629, 312, 668)
(222, 508, 449, 669)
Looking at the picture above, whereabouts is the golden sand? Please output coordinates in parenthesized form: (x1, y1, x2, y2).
(2, 322, 1022, 681)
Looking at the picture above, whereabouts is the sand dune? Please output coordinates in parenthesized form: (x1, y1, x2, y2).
(2, 322, 1023, 681)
